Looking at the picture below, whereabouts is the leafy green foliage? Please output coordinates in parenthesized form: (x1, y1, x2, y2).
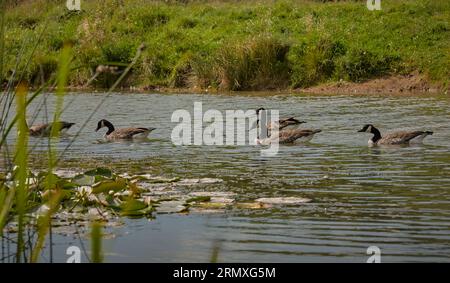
(3, 1, 449, 89)
(290, 38, 347, 87)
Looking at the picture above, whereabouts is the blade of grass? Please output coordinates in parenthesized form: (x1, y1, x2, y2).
(31, 43, 72, 262)
(0, 187, 15, 237)
(13, 83, 29, 263)
(57, 43, 146, 163)
(0, 0, 5, 85)
(0, 80, 54, 149)
(91, 221, 103, 263)
(48, 42, 72, 165)
(30, 190, 62, 263)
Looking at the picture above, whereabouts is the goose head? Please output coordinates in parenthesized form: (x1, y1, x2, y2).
(358, 124, 376, 133)
(256, 107, 266, 115)
(358, 124, 382, 145)
(255, 108, 266, 123)
(96, 119, 115, 134)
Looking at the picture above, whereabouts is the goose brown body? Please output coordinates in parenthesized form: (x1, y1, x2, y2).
(96, 119, 155, 140)
(104, 127, 153, 139)
(358, 124, 433, 146)
(29, 121, 75, 137)
(256, 128, 321, 145)
(278, 129, 322, 144)
(256, 108, 306, 132)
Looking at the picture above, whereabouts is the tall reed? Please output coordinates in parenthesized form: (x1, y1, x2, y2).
(0, 0, 5, 85)
(31, 43, 72, 262)
(13, 83, 28, 262)
(91, 221, 103, 263)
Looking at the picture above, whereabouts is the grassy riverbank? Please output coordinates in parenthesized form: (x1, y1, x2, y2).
(2, 0, 449, 92)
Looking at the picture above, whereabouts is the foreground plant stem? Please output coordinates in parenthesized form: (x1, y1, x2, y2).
(14, 84, 29, 262)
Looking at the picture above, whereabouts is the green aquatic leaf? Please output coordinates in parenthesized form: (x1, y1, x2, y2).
(120, 199, 147, 211)
(155, 200, 188, 214)
(255, 197, 312, 204)
(119, 199, 153, 216)
(196, 202, 229, 209)
(41, 189, 72, 202)
(104, 194, 121, 207)
(146, 177, 181, 183)
(120, 206, 154, 217)
(186, 196, 211, 203)
(41, 173, 61, 190)
(72, 174, 96, 186)
(58, 179, 79, 190)
(235, 202, 271, 209)
(92, 178, 127, 194)
(83, 168, 113, 178)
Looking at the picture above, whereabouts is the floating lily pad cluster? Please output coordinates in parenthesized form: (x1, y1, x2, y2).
(1, 167, 312, 236)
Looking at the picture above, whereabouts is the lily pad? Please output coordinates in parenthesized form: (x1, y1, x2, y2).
(54, 170, 80, 179)
(177, 178, 223, 185)
(199, 178, 223, 184)
(138, 183, 171, 191)
(146, 176, 181, 183)
(72, 174, 96, 186)
(92, 178, 127, 194)
(155, 200, 187, 214)
(121, 206, 154, 217)
(83, 168, 113, 178)
(88, 207, 107, 218)
(209, 197, 234, 204)
(189, 207, 226, 214)
(189, 191, 236, 197)
(186, 196, 211, 203)
(255, 197, 312, 204)
(60, 180, 79, 190)
(117, 199, 153, 217)
(235, 202, 272, 209)
(120, 199, 147, 212)
(196, 202, 229, 209)
(121, 208, 153, 217)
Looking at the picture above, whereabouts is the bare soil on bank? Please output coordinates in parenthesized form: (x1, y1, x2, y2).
(9, 73, 448, 96)
(296, 73, 448, 95)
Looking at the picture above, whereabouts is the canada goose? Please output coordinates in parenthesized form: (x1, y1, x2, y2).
(358, 124, 433, 146)
(256, 128, 322, 145)
(95, 119, 155, 140)
(256, 107, 306, 131)
(29, 121, 75, 137)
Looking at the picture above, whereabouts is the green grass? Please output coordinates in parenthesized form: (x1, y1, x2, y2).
(2, 0, 450, 90)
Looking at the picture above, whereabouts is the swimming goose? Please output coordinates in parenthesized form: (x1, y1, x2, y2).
(29, 121, 75, 137)
(358, 124, 433, 146)
(95, 119, 155, 140)
(256, 128, 322, 145)
(256, 107, 306, 131)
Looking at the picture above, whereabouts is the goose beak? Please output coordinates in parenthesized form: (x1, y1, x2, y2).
(148, 127, 156, 132)
(357, 129, 365, 133)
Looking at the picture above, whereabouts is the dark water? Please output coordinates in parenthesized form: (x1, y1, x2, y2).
(3, 92, 450, 262)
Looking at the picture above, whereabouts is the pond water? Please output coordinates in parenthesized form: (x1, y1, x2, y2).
(2, 92, 450, 262)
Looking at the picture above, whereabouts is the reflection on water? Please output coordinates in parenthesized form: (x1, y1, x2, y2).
(3, 92, 450, 262)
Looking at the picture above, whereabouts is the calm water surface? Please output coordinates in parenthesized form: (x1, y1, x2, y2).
(3, 92, 450, 262)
